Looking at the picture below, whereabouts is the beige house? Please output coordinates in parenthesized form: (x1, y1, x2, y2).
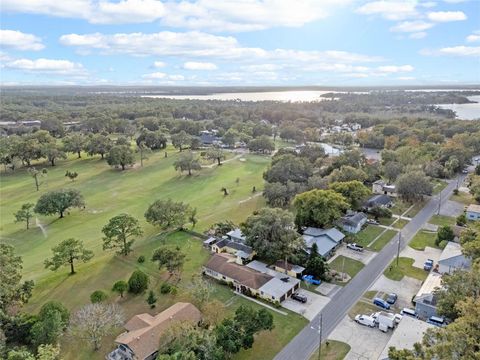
(107, 303, 202, 360)
(211, 239, 255, 264)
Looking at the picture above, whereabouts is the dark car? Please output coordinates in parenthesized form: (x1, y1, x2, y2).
(373, 297, 390, 310)
(386, 293, 398, 304)
(292, 293, 307, 303)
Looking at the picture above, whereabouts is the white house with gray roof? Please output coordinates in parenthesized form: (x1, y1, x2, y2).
(302, 227, 345, 258)
(438, 241, 471, 274)
(337, 212, 367, 234)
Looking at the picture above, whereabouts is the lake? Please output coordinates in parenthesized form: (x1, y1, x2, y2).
(436, 95, 480, 120)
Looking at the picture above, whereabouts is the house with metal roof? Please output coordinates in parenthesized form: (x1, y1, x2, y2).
(363, 194, 393, 211)
(438, 241, 471, 274)
(413, 272, 443, 320)
(337, 212, 367, 234)
(303, 227, 345, 258)
(226, 228, 246, 243)
(211, 238, 254, 265)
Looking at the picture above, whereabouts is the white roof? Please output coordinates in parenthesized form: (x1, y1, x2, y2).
(227, 228, 246, 241)
(259, 276, 300, 299)
(246, 260, 270, 273)
(378, 316, 434, 360)
(466, 204, 480, 213)
(415, 272, 442, 299)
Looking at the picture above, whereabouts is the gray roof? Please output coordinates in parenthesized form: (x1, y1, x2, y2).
(259, 276, 300, 299)
(304, 236, 338, 257)
(303, 227, 345, 243)
(246, 260, 270, 273)
(203, 237, 218, 245)
(227, 228, 246, 242)
(216, 240, 253, 255)
(365, 194, 392, 206)
(339, 212, 367, 227)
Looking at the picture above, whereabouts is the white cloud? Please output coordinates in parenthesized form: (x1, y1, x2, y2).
(0, 29, 44, 51)
(142, 72, 166, 79)
(168, 74, 185, 81)
(94, 0, 166, 24)
(142, 72, 185, 81)
(390, 21, 434, 33)
(466, 31, 480, 43)
(4, 57, 86, 75)
(240, 64, 283, 72)
(427, 11, 466, 22)
(356, 1, 418, 21)
(1, 0, 91, 19)
(397, 76, 415, 80)
(421, 45, 480, 56)
(377, 65, 414, 72)
(410, 32, 427, 39)
(153, 61, 166, 68)
(183, 61, 217, 70)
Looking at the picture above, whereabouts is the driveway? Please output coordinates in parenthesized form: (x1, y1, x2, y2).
(369, 275, 423, 310)
(400, 246, 443, 269)
(335, 246, 377, 265)
(282, 289, 330, 321)
(439, 200, 464, 217)
(328, 315, 391, 360)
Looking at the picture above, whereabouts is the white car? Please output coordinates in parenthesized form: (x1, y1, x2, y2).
(355, 314, 376, 327)
(394, 313, 403, 324)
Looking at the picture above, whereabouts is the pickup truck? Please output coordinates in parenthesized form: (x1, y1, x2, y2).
(424, 259, 434, 271)
(347, 243, 364, 252)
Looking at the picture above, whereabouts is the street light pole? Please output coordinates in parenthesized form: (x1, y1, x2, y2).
(396, 231, 401, 266)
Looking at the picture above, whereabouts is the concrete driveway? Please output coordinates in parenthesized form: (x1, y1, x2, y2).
(282, 289, 330, 321)
(329, 315, 391, 360)
(369, 275, 423, 310)
(335, 245, 377, 265)
(401, 246, 443, 269)
(439, 200, 464, 217)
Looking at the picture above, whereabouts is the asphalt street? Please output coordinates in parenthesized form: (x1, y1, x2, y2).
(274, 175, 465, 360)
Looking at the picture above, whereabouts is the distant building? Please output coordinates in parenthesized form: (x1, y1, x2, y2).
(337, 212, 367, 234)
(303, 227, 345, 258)
(199, 130, 221, 146)
(372, 180, 397, 197)
(107, 303, 202, 360)
(363, 194, 393, 211)
(466, 204, 480, 221)
(413, 272, 442, 320)
(438, 241, 471, 274)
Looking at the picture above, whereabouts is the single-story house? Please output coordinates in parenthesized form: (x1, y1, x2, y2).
(372, 180, 397, 197)
(363, 194, 393, 211)
(204, 254, 300, 303)
(413, 272, 443, 320)
(274, 260, 305, 278)
(211, 239, 254, 265)
(438, 241, 471, 274)
(203, 236, 218, 248)
(303, 227, 345, 258)
(378, 316, 434, 360)
(337, 212, 367, 234)
(466, 204, 480, 221)
(227, 228, 246, 243)
(107, 303, 202, 360)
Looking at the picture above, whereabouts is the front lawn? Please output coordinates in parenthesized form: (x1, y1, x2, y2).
(355, 225, 384, 247)
(428, 214, 456, 227)
(378, 217, 395, 226)
(393, 218, 409, 229)
(409, 230, 439, 250)
(450, 191, 474, 205)
(392, 200, 426, 217)
(329, 255, 365, 279)
(309, 340, 351, 360)
(432, 179, 448, 195)
(369, 230, 396, 251)
(384, 257, 428, 281)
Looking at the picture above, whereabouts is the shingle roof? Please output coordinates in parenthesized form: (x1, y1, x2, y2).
(303, 227, 345, 243)
(115, 303, 201, 360)
(339, 212, 367, 227)
(274, 260, 305, 273)
(365, 194, 392, 206)
(215, 239, 253, 255)
(204, 254, 272, 289)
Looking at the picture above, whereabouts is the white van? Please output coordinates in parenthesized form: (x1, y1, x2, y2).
(427, 316, 445, 327)
(400, 308, 417, 318)
(354, 314, 375, 327)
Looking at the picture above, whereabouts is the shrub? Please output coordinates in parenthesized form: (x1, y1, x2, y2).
(160, 282, 172, 294)
(90, 290, 108, 303)
(146, 290, 157, 308)
(170, 286, 177, 295)
(112, 280, 128, 298)
(456, 213, 466, 226)
(438, 240, 448, 249)
(137, 255, 145, 263)
(453, 189, 459, 195)
(128, 270, 149, 294)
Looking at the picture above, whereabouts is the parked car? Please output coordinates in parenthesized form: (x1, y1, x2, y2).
(424, 259, 434, 271)
(292, 293, 307, 303)
(394, 313, 403, 324)
(354, 314, 375, 327)
(302, 274, 321, 285)
(386, 293, 398, 304)
(347, 243, 364, 252)
(373, 297, 391, 310)
(367, 219, 379, 225)
(427, 316, 445, 327)
(400, 308, 418, 318)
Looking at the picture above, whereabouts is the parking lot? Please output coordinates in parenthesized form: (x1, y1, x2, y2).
(369, 275, 423, 310)
(282, 288, 330, 320)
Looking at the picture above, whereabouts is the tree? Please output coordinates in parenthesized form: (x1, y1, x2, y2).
(241, 208, 304, 263)
(63, 133, 85, 158)
(65, 170, 78, 181)
(68, 303, 124, 351)
(263, 181, 304, 208)
(102, 214, 143, 256)
(34, 189, 85, 218)
(189, 208, 198, 228)
(460, 224, 480, 260)
(85, 133, 112, 159)
(456, 213, 466, 226)
(136, 130, 167, 150)
(173, 151, 201, 176)
(36, 344, 61, 360)
(41, 143, 66, 167)
(14, 203, 35, 229)
(30, 301, 69, 347)
(396, 171, 433, 202)
(293, 189, 349, 229)
(383, 161, 403, 183)
(329, 180, 371, 209)
(306, 244, 329, 280)
(263, 154, 313, 185)
(146, 290, 157, 308)
(106, 145, 135, 170)
(137, 141, 151, 167)
(127, 270, 149, 294)
(436, 225, 454, 246)
(151, 247, 186, 278)
(29, 167, 47, 191)
(112, 280, 128, 298)
(190, 275, 213, 310)
(328, 165, 368, 183)
(475, 164, 480, 175)
(247, 136, 275, 154)
(171, 130, 192, 152)
(90, 290, 108, 303)
(204, 148, 226, 165)
(44, 238, 93, 275)
(370, 205, 392, 219)
(144, 199, 191, 230)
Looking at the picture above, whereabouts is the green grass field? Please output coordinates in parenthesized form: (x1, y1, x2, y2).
(450, 191, 474, 205)
(383, 257, 428, 281)
(329, 255, 364, 279)
(369, 229, 396, 251)
(432, 179, 448, 195)
(392, 218, 409, 229)
(309, 340, 351, 360)
(355, 225, 384, 247)
(409, 230, 439, 250)
(428, 214, 456, 227)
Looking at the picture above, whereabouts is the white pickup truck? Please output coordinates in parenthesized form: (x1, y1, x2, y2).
(347, 243, 364, 252)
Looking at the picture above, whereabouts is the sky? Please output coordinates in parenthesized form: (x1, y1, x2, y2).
(0, 0, 479, 86)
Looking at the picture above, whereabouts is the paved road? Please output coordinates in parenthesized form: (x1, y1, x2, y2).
(274, 176, 465, 360)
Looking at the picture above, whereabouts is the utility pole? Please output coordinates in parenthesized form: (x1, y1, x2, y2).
(437, 189, 442, 215)
(318, 314, 323, 360)
(341, 256, 345, 281)
(396, 232, 401, 266)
